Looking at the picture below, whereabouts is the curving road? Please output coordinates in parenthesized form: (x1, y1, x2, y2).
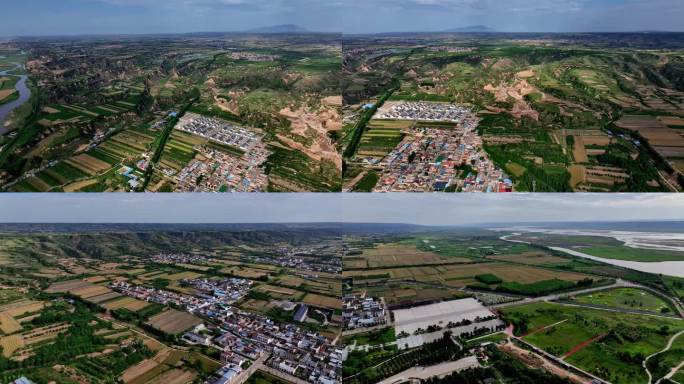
(645, 329, 684, 384)
(491, 279, 636, 310)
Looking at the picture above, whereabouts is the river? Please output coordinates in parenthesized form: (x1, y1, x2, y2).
(549, 246, 684, 278)
(499, 232, 684, 278)
(0, 62, 31, 134)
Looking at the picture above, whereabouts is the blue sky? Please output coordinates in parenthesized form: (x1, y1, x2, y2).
(0, 194, 682, 225)
(0, 0, 682, 35)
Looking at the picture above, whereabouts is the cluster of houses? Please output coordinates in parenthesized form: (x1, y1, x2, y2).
(117, 165, 143, 189)
(427, 46, 475, 53)
(176, 113, 260, 151)
(175, 143, 269, 192)
(228, 52, 279, 62)
(209, 363, 243, 384)
(375, 101, 473, 123)
(213, 309, 343, 384)
(258, 245, 344, 274)
(150, 252, 210, 265)
(183, 277, 253, 304)
(343, 295, 387, 330)
(110, 278, 248, 312)
(111, 276, 342, 384)
(372, 123, 512, 192)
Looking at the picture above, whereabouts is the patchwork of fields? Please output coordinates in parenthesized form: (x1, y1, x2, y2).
(502, 302, 684, 384)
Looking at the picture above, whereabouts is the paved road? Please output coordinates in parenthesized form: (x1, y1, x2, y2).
(491, 279, 633, 310)
(233, 354, 269, 384)
(645, 329, 684, 384)
(556, 301, 683, 320)
(491, 278, 684, 319)
(259, 364, 311, 384)
(231, 353, 311, 384)
(499, 234, 684, 317)
(658, 358, 684, 384)
(376, 356, 480, 384)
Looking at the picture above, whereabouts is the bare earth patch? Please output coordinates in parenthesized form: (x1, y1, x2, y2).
(484, 79, 539, 120)
(278, 102, 342, 170)
(0, 89, 16, 102)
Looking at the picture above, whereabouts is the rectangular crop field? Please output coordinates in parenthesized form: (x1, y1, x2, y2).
(302, 293, 342, 310)
(359, 243, 469, 268)
(147, 309, 202, 335)
(0, 312, 21, 334)
(344, 262, 590, 287)
(0, 334, 24, 357)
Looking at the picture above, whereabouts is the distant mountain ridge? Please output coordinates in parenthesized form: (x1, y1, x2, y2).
(2, 220, 684, 235)
(246, 24, 309, 34)
(443, 25, 496, 33)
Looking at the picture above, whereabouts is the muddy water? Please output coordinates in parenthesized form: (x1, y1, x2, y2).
(549, 246, 684, 278)
(0, 62, 31, 134)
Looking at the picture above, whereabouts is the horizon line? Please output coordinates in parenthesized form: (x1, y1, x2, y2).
(3, 30, 684, 39)
(0, 219, 680, 226)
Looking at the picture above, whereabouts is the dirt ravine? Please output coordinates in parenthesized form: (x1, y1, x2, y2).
(278, 102, 342, 170)
(483, 78, 539, 120)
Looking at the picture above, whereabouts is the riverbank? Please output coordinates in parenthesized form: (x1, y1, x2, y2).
(550, 246, 684, 279)
(0, 62, 31, 134)
(499, 232, 684, 278)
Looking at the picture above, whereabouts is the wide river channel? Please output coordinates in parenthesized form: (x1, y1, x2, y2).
(0, 60, 31, 134)
(500, 231, 684, 278)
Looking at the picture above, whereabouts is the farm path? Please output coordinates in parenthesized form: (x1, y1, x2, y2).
(657, 358, 684, 384)
(522, 319, 568, 337)
(511, 336, 610, 383)
(97, 313, 173, 349)
(561, 333, 608, 359)
(498, 341, 595, 384)
(645, 329, 684, 384)
(343, 170, 368, 192)
(658, 169, 680, 192)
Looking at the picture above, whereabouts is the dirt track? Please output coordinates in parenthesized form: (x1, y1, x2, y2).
(499, 342, 593, 384)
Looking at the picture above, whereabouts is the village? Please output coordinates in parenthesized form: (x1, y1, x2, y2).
(347, 100, 514, 192)
(175, 113, 262, 153)
(374, 101, 474, 123)
(342, 295, 388, 330)
(228, 52, 280, 62)
(151, 252, 211, 266)
(267, 244, 344, 274)
(110, 278, 252, 310)
(215, 309, 344, 384)
(372, 119, 512, 192)
(174, 143, 270, 192)
(110, 276, 343, 384)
